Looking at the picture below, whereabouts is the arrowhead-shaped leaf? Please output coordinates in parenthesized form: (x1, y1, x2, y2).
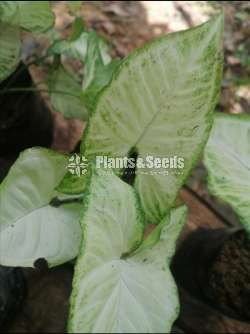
(204, 113, 250, 234)
(81, 15, 224, 223)
(0, 148, 82, 268)
(68, 170, 187, 333)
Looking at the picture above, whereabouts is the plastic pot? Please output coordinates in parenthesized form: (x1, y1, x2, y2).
(171, 227, 250, 323)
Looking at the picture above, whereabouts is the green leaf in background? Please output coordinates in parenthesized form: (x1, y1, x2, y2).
(48, 20, 118, 114)
(204, 113, 250, 234)
(0, 0, 53, 80)
(48, 18, 88, 61)
(48, 21, 111, 67)
(0, 1, 54, 33)
(0, 148, 82, 268)
(81, 59, 121, 112)
(82, 31, 112, 90)
(48, 65, 88, 120)
(68, 170, 186, 333)
(68, 1, 82, 15)
(49, 32, 88, 60)
(81, 31, 119, 112)
(0, 21, 21, 82)
(80, 14, 224, 224)
(17, 1, 54, 33)
(70, 16, 85, 39)
(0, 2, 18, 23)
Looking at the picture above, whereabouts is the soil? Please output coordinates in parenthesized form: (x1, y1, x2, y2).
(0, 62, 54, 157)
(0, 267, 26, 329)
(172, 228, 250, 323)
(2, 266, 73, 333)
(205, 230, 250, 321)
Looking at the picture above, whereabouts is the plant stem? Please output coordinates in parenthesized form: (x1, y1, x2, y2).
(50, 197, 83, 207)
(26, 54, 51, 67)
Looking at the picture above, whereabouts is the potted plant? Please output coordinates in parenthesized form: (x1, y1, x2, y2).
(0, 10, 223, 332)
(172, 113, 250, 325)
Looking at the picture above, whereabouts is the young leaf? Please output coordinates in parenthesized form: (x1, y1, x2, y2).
(81, 14, 224, 223)
(0, 1, 54, 33)
(49, 32, 88, 60)
(133, 205, 188, 265)
(48, 65, 88, 120)
(68, 170, 184, 333)
(81, 59, 121, 112)
(204, 113, 250, 234)
(82, 31, 112, 89)
(0, 148, 82, 268)
(49, 28, 110, 68)
(49, 26, 117, 114)
(0, 22, 21, 82)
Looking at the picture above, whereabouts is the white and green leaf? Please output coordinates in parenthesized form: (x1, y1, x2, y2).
(82, 31, 112, 90)
(0, 148, 82, 268)
(133, 205, 188, 266)
(75, 169, 144, 271)
(68, 170, 184, 333)
(204, 113, 250, 234)
(81, 14, 224, 223)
